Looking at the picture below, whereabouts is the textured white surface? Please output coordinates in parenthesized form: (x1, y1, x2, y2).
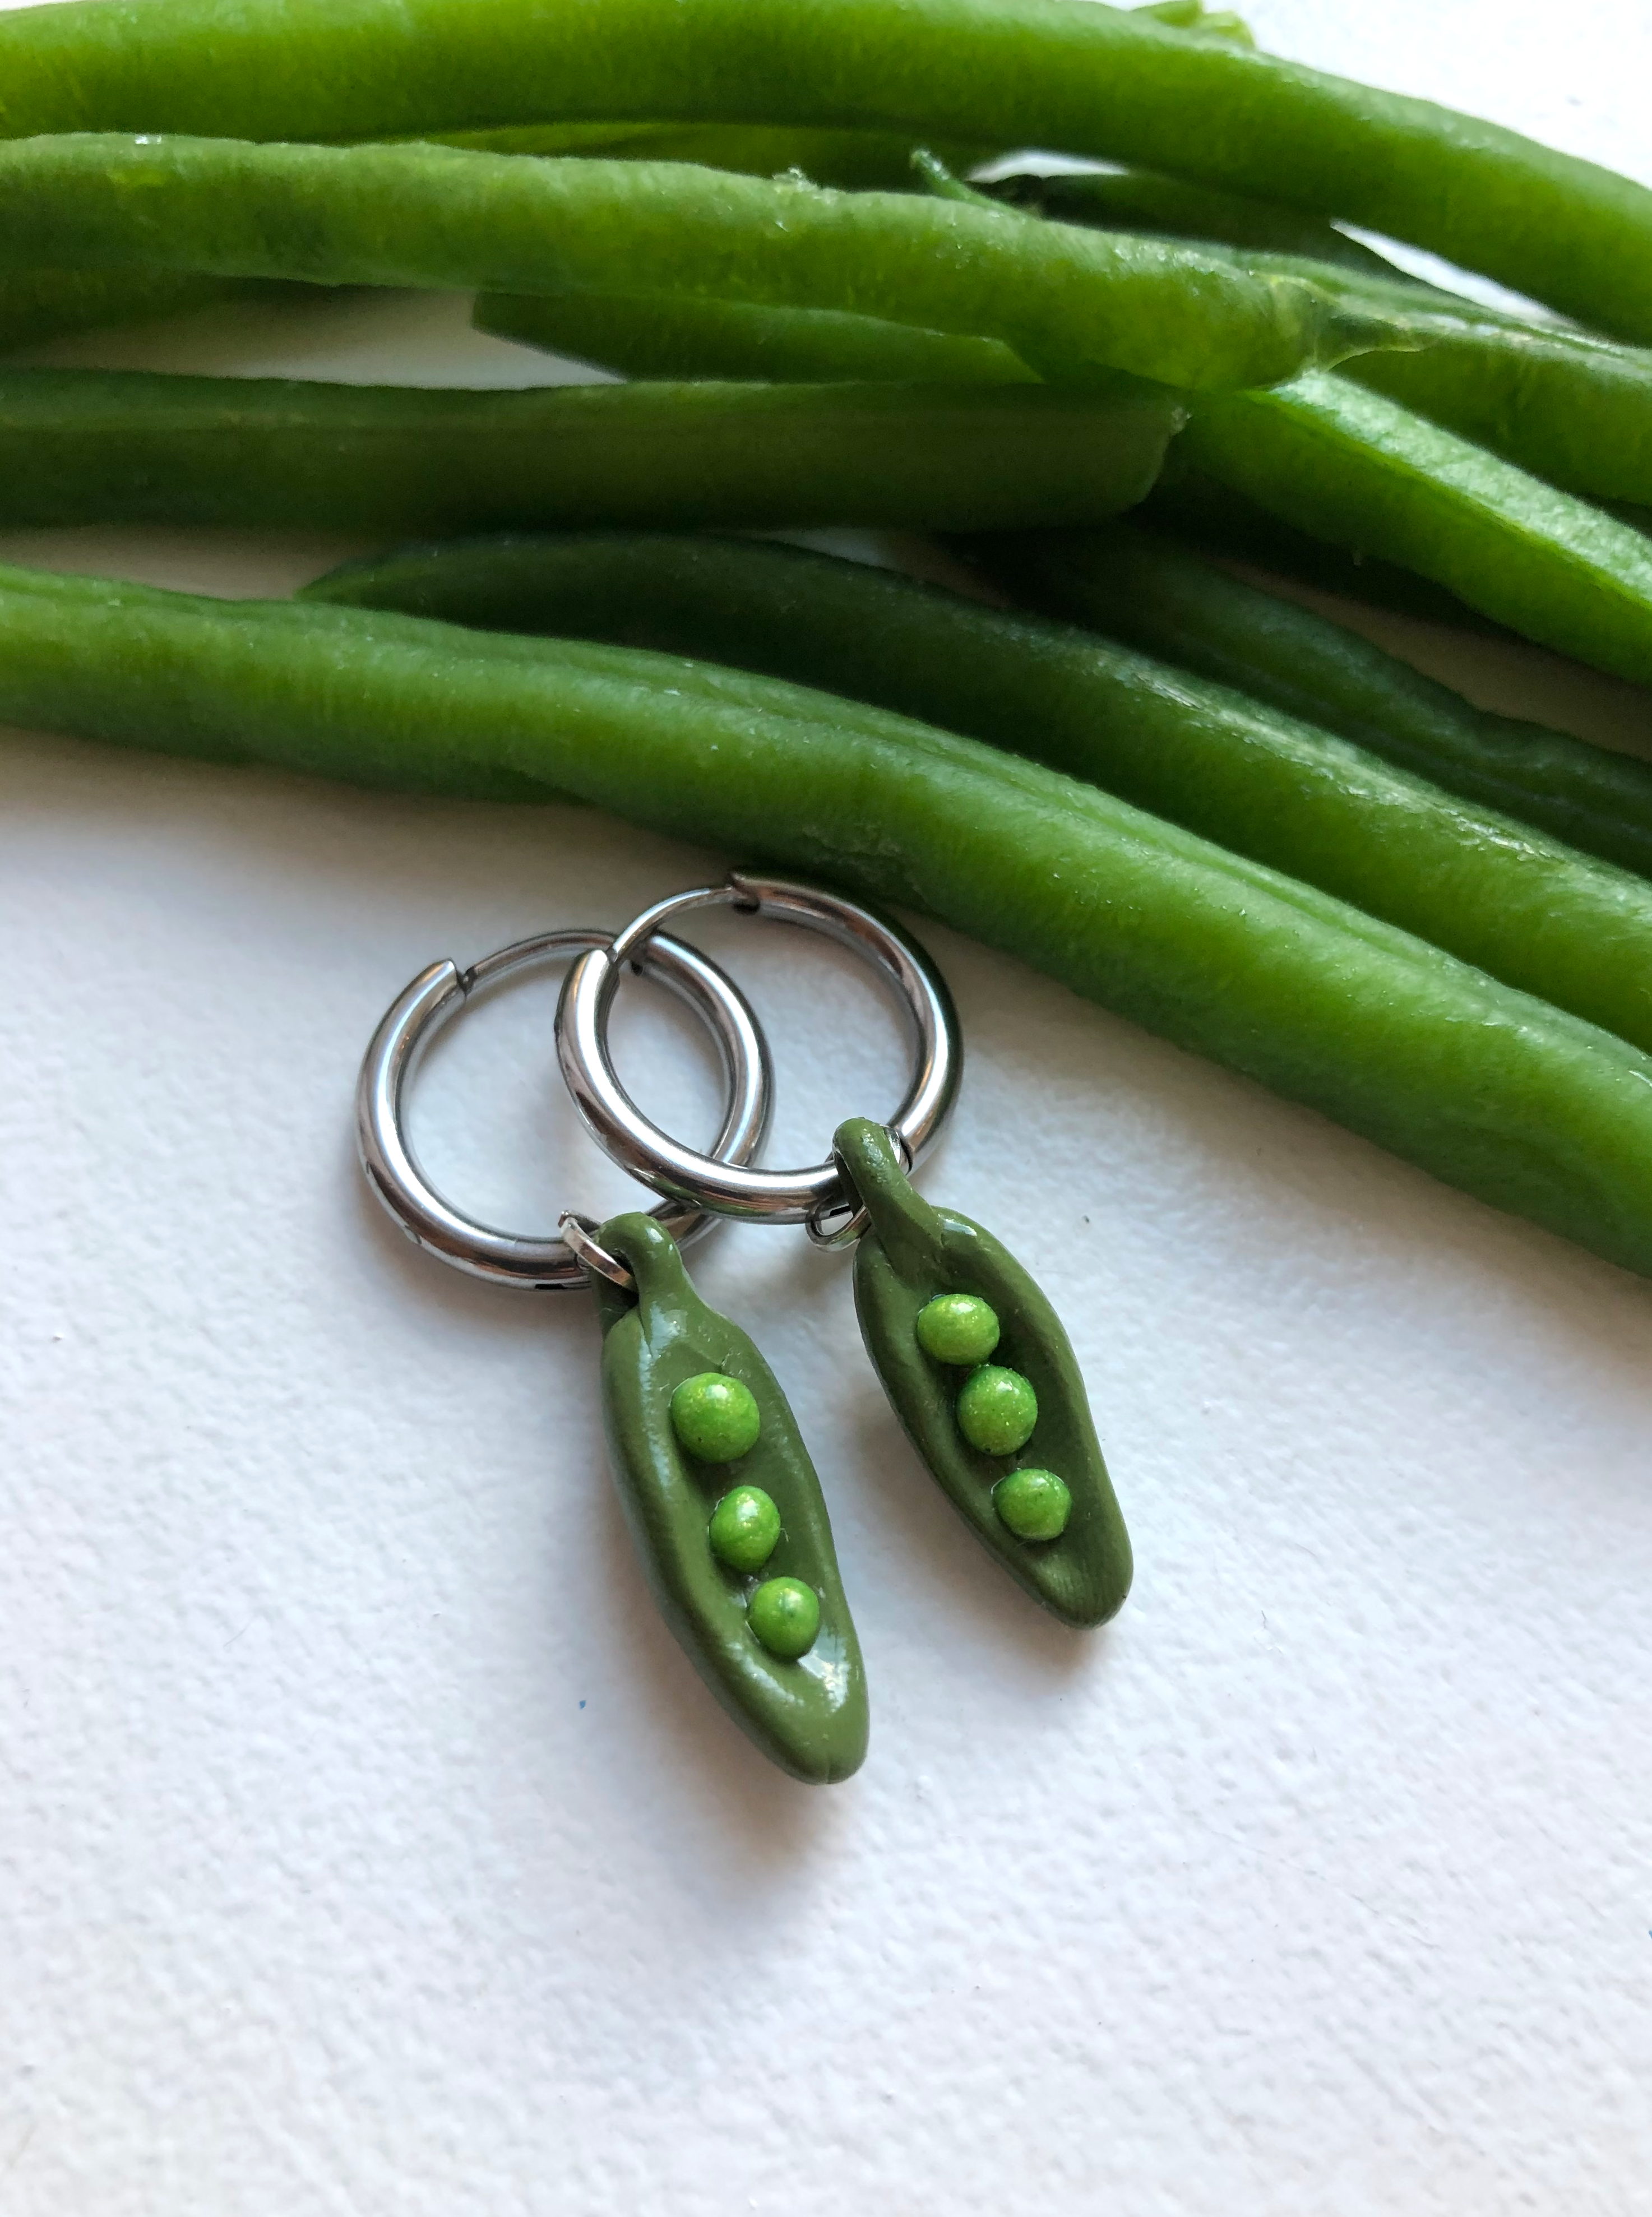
(3, 4, 1652, 2210)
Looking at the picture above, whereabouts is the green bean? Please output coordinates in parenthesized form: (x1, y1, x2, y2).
(1177, 372, 1652, 689)
(969, 520, 1652, 883)
(0, 121, 986, 353)
(0, 269, 274, 351)
(1138, 239, 1652, 510)
(1, 0, 1646, 337)
(942, 166, 1652, 610)
(0, 136, 1400, 394)
(302, 526, 1652, 1058)
(467, 274, 1491, 635)
(483, 244, 1535, 652)
(439, 121, 993, 191)
(471, 154, 1025, 382)
(1342, 329, 1652, 512)
(465, 260, 1493, 638)
(11, 556, 1652, 1278)
(0, 368, 1177, 531)
(923, 147, 1652, 520)
(9, 0, 1256, 332)
(434, 0, 1252, 178)
(940, 147, 1652, 515)
(2, 123, 1007, 352)
(475, 290, 1031, 386)
(4, 121, 981, 353)
(1136, 461, 1503, 631)
(0, 545, 960, 754)
(908, 143, 1652, 520)
(985, 168, 1400, 278)
(918, 134, 1403, 288)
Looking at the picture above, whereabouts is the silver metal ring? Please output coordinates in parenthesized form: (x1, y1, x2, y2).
(557, 1209, 635, 1291)
(557, 872, 961, 1226)
(358, 926, 772, 1290)
(803, 1132, 913, 1251)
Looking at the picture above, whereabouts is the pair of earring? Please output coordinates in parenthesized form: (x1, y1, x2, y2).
(358, 871, 1132, 1784)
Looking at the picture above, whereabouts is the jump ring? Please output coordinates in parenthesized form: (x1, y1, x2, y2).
(557, 1210, 636, 1292)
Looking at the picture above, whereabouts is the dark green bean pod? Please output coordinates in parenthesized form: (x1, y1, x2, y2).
(1177, 372, 1652, 691)
(2, 0, 1650, 339)
(984, 166, 1400, 278)
(452, 0, 1251, 172)
(835, 1121, 1130, 1629)
(475, 290, 1032, 387)
(18, 558, 1652, 1279)
(0, 368, 1177, 533)
(591, 1212, 868, 1785)
(965, 520, 1652, 884)
(0, 268, 276, 352)
(303, 528, 1652, 1058)
(0, 136, 1405, 396)
(1135, 460, 1505, 632)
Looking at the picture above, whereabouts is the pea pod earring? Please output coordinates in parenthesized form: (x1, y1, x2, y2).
(558, 873, 1133, 1630)
(832, 1116, 1132, 1627)
(356, 925, 867, 1784)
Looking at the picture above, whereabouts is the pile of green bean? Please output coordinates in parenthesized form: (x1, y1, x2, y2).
(1, 0, 1650, 1282)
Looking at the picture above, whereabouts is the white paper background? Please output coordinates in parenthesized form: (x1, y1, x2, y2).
(3, 4, 1651, 2210)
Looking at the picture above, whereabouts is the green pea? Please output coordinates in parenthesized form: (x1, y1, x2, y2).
(670, 1371, 761, 1463)
(957, 1364, 1039, 1455)
(915, 1292, 1001, 1366)
(748, 1577, 821, 1660)
(708, 1484, 782, 1573)
(993, 1468, 1073, 1542)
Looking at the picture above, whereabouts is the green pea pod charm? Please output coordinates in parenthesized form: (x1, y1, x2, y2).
(835, 1118, 1132, 1629)
(591, 1211, 869, 1784)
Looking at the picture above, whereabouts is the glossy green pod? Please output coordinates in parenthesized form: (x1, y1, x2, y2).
(591, 1212, 868, 1784)
(836, 1119, 1131, 1630)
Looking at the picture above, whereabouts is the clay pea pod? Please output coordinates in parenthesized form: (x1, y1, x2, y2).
(835, 1117, 1131, 1629)
(559, 872, 1135, 1633)
(590, 1211, 868, 1784)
